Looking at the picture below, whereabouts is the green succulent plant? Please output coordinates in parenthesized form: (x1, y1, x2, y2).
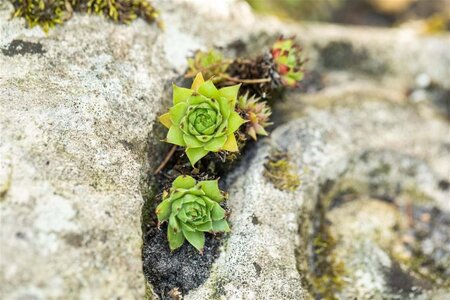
(159, 73, 246, 167)
(186, 49, 231, 83)
(271, 37, 305, 87)
(155, 175, 230, 252)
(238, 92, 272, 140)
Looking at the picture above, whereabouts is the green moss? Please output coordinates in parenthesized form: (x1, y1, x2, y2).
(393, 249, 450, 288)
(308, 208, 347, 300)
(263, 149, 301, 192)
(402, 186, 434, 204)
(144, 280, 156, 300)
(10, 0, 160, 32)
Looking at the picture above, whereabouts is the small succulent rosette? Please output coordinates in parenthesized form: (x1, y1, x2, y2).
(159, 73, 246, 166)
(271, 37, 305, 87)
(186, 49, 231, 83)
(155, 175, 230, 252)
(238, 92, 272, 140)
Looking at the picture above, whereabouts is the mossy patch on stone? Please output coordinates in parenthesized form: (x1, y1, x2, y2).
(309, 211, 347, 300)
(263, 149, 301, 192)
(10, 0, 160, 32)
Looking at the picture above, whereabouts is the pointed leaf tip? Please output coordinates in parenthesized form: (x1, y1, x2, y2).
(166, 126, 186, 147)
(168, 224, 185, 251)
(155, 199, 171, 222)
(221, 133, 239, 152)
(198, 180, 223, 202)
(182, 229, 205, 252)
(191, 73, 205, 91)
(159, 112, 172, 128)
(219, 84, 241, 106)
(186, 147, 209, 167)
(173, 84, 194, 105)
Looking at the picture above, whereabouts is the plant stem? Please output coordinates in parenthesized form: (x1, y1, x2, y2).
(220, 74, 271, 84)
(154, 145, 177, 174)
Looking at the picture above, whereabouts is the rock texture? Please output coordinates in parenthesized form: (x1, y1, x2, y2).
(0, 1, 256, 299)
(184, 6, 450, 300)
(1, 0, 449, 299)
(186, 95, 450, 300)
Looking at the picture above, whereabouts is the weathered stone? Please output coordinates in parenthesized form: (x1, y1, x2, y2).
(1, 0, 450, 299)
(0, 0, 255, 299)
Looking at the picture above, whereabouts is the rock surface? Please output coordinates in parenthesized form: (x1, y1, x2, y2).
(186, 95, 450, 300)
(0, 1, 255, 299)
(1, 0, 449, 299)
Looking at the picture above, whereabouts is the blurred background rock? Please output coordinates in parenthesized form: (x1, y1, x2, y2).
(246, 0, 450, 33)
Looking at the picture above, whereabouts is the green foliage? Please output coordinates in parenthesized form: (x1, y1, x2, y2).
(159, 73, 246, 167)
(10, 0, 159, 32)
(155, 175, 230, 252)
(238, 92, 272, 140)
(263, 150, 301, 191)
(186, 49, 231, 83)
(11, 0, 66, 32)
(271, 37, 305, 87)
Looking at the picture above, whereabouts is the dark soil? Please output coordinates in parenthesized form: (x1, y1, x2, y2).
(142, 223, 222, 299)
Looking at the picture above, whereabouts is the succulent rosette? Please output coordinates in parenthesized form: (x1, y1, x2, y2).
(238, 92, 272, 140)
(159, 73, 246, 166)
(271, 37, 304, 87)
(186, 49, 231, 83)
(155, 175, 230, 252)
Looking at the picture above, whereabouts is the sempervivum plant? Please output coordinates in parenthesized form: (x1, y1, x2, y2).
(238, 92, 272, 140)
(155, 175, 230, 252)
(159, 73, 246, 166)
(185, 49, 231, 83)
(271, 37, 305, 88)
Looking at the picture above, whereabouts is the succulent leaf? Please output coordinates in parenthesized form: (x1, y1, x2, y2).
(186, 148, 209, 166)
(168, 225, 185, 251)
(219, 84, 241, 106)
(198, 180, 223, 202)
(159, 73, 244, 166)
(172, 175, 196, 189)
(169, 102, 188, 125)
(198, 80, 220, 99)
(211, 203, 226, 220)
(191, 72, 205, 91)
(159, 112, 172, 129)
(212, 219, 231, 232)
(182, 230, 205, 252)
(222, 134, 239, 152)
(156, 199, 171, 222)
(228, 111, 247, 133)
(173, 84, 194, 105)
(166, 126, 186, 146)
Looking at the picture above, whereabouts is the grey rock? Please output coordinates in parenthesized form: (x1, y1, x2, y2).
(0, 1, 256, 299)
(187, 97, 449, 299)
(1, 0, 450, 299)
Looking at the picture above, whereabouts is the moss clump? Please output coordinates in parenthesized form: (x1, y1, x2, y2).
(144, 280, 156, 300)
(10, 0, 160, 32)
(310, 220, 347, 300)
(263, 150, 301, 192)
